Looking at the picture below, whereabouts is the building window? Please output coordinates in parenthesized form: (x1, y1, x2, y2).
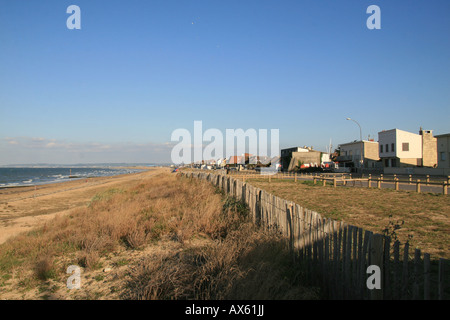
(402, 143, 409, 151)
(386, 144, 389, 152)
(380, 145, 383, 153)
(441, 152, 446, 161)
(391, 143, 395, 152)
(391, 158, 397, 167)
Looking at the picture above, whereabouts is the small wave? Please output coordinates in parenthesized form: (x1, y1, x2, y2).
(7, 183, 19, 186)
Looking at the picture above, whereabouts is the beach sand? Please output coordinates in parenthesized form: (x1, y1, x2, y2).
(0, 167, 169, 245)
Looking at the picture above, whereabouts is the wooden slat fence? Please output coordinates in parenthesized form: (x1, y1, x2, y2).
(180, 171, 449, 300)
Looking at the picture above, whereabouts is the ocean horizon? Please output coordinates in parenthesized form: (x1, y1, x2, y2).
(0, 165, 155, 188)
(0, 163, 167, 168)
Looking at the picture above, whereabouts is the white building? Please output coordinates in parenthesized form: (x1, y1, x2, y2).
(378, 128, 437, 168)
(436, 133, 450, 169)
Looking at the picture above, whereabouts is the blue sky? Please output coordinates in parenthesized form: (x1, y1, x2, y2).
(0, 0, 449, 164)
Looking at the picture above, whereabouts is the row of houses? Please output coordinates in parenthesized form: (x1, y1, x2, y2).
(184, 127, 449, 175)
(191, 154, 281, 171)
(281, 127, 450, 174)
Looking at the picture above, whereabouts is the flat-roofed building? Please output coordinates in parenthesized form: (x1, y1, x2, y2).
(378, 128, 437, 168)
(336, 140, 380, 169)
(435, 133, 450, 169)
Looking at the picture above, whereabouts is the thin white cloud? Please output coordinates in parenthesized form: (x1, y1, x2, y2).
(0, 137, 174, 165)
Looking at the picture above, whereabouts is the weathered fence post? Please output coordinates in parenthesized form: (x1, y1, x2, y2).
(438, 258, 445, 300)
(383, 236, 391, 299)
(377, 178, 381, 189)
(344, 226, 352, 299)
(356, 228, 363, 298)
(255, 190, 262, 227)
(416, 179, 421, 193)
(323, 219, 330, 297)
(424, 253, 430, 300)
(413, 249, 421, 300)
(287, 203, 294, 258)
(395, 178, 399, 191)
(332, 221, 340, 298)
(393, 240, 400, 300)
(369, 234, 384, 300)
(443, 183, 448, 195)
(401, 242, 410, 300)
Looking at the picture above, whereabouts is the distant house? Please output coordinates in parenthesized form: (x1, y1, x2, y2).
(204, 159, 216, 166)
(378, 128, 437, 168)
(336, 140, 380, 169)
(281, 146, 322, 171)
(280, 147, 302, 169)
(227, 155, 244, 166)
(226, 154, 253, 170)
(215, 158, 225, 168)
(435, 133, 450, 169)
(281, 147, 310, 157)
(248, 155, 271, 166)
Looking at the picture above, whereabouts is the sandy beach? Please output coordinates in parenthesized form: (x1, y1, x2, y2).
(0, 167, 168, 245)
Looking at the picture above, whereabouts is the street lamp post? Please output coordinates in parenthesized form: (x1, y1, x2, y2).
(346, 117, 363, 172)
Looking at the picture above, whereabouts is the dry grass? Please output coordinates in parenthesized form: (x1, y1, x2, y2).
(123, 223, 318, 300)
(244, 178, 450, 259)
(0, 172, 319, 300)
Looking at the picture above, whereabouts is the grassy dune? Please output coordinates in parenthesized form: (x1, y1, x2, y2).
(0, 173, 319, 300)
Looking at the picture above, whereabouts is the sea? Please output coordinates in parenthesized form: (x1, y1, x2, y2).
(0, 166, 150, 188)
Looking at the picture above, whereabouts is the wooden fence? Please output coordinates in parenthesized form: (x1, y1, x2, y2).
(180, 171, 449, 300)
(228, 171, 449, 195)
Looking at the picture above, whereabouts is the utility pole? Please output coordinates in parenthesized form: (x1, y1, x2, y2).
(346, 118, 363, 172)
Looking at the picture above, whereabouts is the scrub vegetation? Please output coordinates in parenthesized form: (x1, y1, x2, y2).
(0, 173, 319, 300)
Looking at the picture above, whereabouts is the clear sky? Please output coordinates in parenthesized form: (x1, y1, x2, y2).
(1, 0, 449, 164)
